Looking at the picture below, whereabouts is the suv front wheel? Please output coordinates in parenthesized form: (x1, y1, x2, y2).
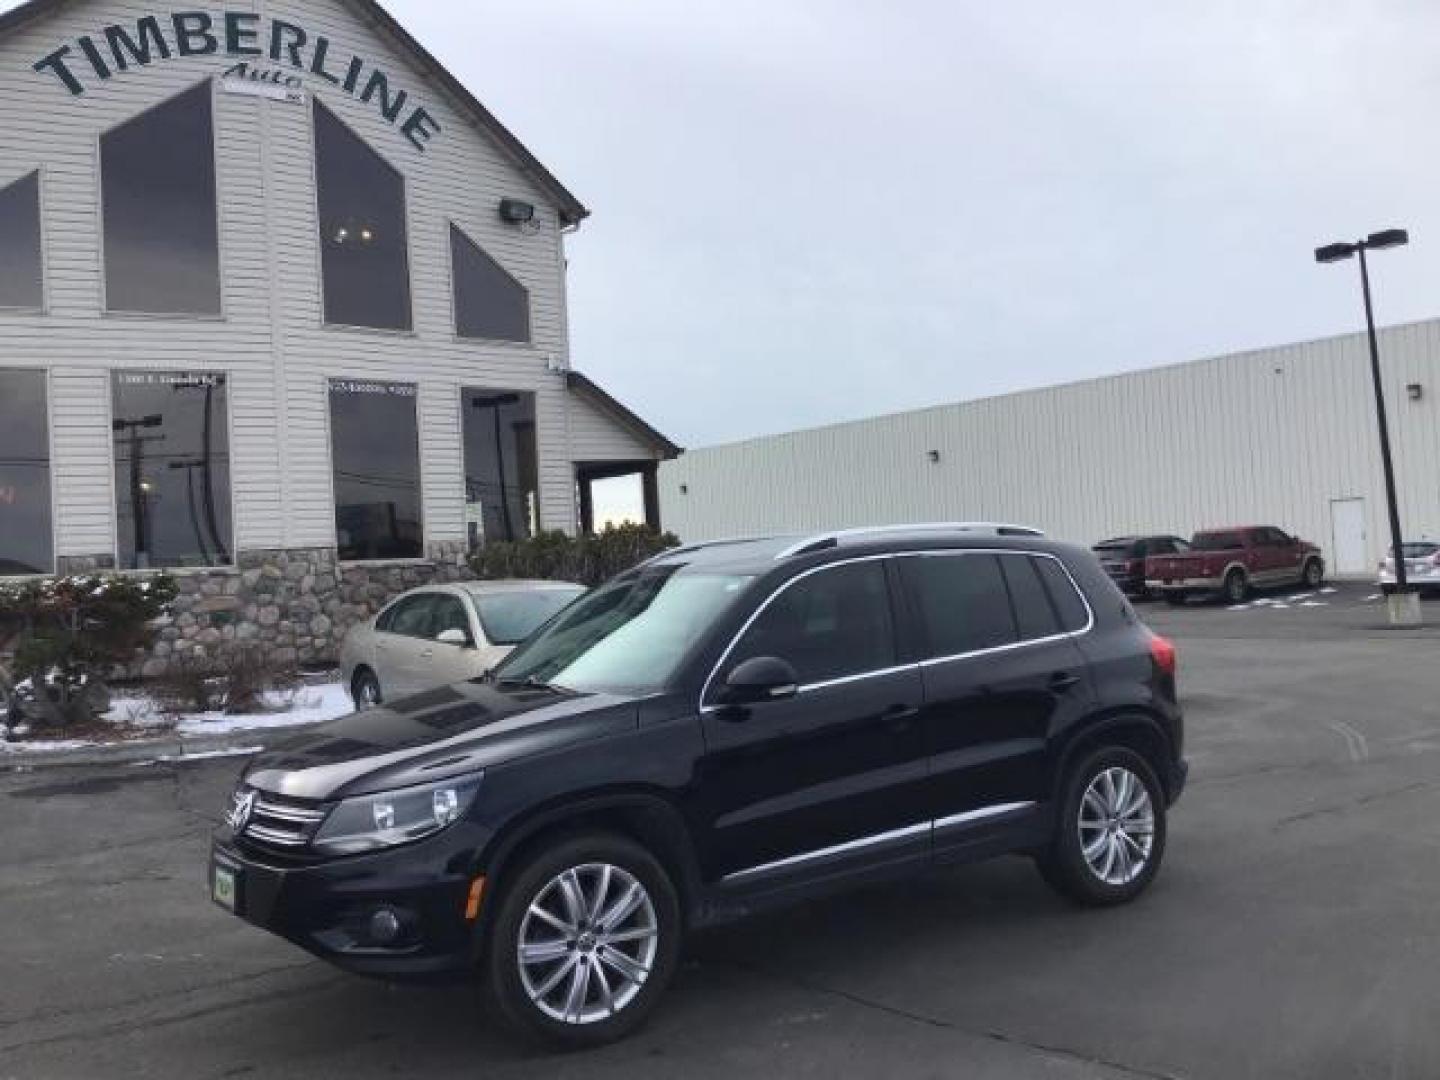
(1036, 747, 1168, 906)
(487, 832, 681, 1047)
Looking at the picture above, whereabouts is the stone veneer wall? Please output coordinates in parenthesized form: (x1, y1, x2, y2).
(109, 545, 473, 678)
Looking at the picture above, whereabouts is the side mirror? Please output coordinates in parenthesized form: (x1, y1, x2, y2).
(718, 656, 799, 706)
(436, 628, 471, 647)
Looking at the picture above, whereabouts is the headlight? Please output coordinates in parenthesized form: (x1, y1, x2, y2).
(311, 774, 483, 856)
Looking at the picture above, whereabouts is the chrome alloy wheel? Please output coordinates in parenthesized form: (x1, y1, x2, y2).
(517, 863, 660, 1025)
(1078, 767, 1155, 886)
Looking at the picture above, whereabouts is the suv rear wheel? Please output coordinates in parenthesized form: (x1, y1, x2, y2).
(1036, 746, 1167, 906)
(487, 832, 681, 1047)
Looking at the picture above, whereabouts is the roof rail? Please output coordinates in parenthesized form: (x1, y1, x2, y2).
(636, 535, 777, 568)
(774, 522, 1045, 560)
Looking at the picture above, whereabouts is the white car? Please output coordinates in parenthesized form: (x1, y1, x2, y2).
(339, 580, 586, 707)
(1379, 541, 1440, 597)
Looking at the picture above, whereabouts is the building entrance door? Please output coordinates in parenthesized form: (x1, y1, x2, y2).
(1329, 498, 1368, 575)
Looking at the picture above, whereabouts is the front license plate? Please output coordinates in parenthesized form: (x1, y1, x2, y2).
(212, 864, 238, 912)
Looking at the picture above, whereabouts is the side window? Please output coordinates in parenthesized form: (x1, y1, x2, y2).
(1147, 539, 1171, 556)
(384, 596, 434, 639)
(1034, 558, 1090, 633)
(726, 561, 895, 687)
(429, 595, 472, 642)
(998, 555, 1061, 641)
(900, 554, 1017, 659)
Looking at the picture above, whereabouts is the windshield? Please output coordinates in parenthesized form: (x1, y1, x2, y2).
(1191, 532, 1243, 552)
(474, 587, 587, 646)
(492, 567, 755, 694)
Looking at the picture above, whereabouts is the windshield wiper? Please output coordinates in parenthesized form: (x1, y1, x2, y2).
(496, 674, 561, 692)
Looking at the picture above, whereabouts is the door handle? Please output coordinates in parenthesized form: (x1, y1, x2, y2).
(1048, 672, 1082, 694)
(883, 704, 920, 732)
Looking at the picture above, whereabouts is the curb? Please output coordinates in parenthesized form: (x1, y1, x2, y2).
(2, 721, 319, 770)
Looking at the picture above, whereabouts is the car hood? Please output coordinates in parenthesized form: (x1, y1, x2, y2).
(242, 681, 641, 800)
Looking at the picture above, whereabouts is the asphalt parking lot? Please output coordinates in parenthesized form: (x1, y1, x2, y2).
(3, 582, 1439, 1080)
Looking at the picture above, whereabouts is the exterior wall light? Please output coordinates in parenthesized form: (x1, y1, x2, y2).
(927, 450, 941, 463)
(499, 198, 536, 224)
(1407, 383, 1423, 401)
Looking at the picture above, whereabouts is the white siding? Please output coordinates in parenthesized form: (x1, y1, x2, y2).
(0, 0, 655, 563)
(567, 387, 661, 463)
(661, 320, 1440, 571)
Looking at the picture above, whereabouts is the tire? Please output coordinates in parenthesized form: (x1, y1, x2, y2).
(1301, 559, 1324, 589)
(1036, 746, 1168, 907)
(486, 832, 682, 1049)
(351, 667, 382, 710)
(1222, 569, 1248, 604)
(1163, 592, 1188, 607)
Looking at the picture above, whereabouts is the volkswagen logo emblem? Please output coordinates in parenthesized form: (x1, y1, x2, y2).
(226, 788, 256, 832)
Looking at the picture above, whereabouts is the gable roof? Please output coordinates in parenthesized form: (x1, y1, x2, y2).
(0, 0, 589, 224)
(568, 371, 683, 460)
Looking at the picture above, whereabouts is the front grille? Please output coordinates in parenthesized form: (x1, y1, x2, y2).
(230, 787, 328, 853)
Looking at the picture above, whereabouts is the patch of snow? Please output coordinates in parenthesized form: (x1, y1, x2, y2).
(1226, 604, 1253, 612)
(1270, 603, 1291, 610)
(1364, 594, 1383, 602)
(1, 738, 100, 755)
(140, 745, 265, 765)
(171, 682, 353, 736)
(1299, 601, 1329, 608)
(1321, 587, 1338, 595)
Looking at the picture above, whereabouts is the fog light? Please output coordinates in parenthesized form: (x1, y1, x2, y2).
(368, 907, 402, 945)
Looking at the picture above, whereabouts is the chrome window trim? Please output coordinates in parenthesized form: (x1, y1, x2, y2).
(895, 549, 1096, 669)
(698, 554, 899, 712)
(721, 800, 1040, 884)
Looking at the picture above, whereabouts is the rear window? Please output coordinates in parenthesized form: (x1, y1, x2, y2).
(1093, 539, 1142, 557)
(1191, 532, 1244, 552)
(475, 587, 586, 646)
(899, 554, 1017, 658)
(1398, 543, 1439, 558)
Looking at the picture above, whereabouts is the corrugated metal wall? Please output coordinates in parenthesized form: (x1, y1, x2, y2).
(0, 0, 655, 565)
(661, 320, 1440, 570)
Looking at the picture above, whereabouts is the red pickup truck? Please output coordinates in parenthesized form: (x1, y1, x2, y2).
(1145, 526, 1325, 605)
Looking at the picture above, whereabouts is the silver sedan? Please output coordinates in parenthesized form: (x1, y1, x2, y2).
(1378, 541, 1440, 596)
(339, 580, 586, 707)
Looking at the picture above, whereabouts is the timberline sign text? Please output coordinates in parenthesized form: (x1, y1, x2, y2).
(30, 10, 442, 151)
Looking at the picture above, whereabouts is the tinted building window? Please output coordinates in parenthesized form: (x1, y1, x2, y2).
(728, 561, 895, 686)
(462, 388, 537, 546)
(900, 554, 1018, 659)
(999, 554, 1062, 641)
(330, 379, 422, 561)
(0, 370, 53, 575)
(101, 82, 220, 315)
(1035, 558, 1090, 633)
(0, 172, 43, 310)
(451, 225, 530, 342)
(314, 101, 412, 331)
(111, 372, 232, 569)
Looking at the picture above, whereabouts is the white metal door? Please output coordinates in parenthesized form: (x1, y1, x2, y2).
(1329, 498, 1368, 575)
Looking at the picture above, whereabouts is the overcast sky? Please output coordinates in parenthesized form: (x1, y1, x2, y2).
(9, 1, 1440, 453)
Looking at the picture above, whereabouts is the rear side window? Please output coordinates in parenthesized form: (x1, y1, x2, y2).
(998, 555, 1062, 640)
(1034, 559, 1090, 632)
(899, 554, 1017, 658)
(727, 561, 896, 686)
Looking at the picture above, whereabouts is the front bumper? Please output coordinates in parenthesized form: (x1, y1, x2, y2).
(1146, 577, 1222, 593)
(210, 829, 488, 979)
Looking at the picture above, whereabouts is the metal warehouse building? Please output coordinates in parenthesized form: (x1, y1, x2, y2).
(0, 0, 678, 668)
(660, 319, 1440, 576)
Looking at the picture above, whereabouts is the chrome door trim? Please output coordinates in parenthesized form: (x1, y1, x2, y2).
(720, 820, 930, 884)
(933, 800, 1036, 831)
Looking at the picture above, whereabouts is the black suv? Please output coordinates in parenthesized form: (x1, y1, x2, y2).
(211, 527, 1186, 1046)
(1092, 535, 1191, 597)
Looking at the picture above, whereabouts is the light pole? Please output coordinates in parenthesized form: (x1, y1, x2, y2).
(1314, 228, 1420, 626)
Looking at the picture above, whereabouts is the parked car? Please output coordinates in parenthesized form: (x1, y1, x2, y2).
(1092, 535, 1191, 597)
(1145, 526, 1324, 605)
(212, 526, 1186, 1047)
(1379, 541, 1440, 596)
(339, 580, 586, 706)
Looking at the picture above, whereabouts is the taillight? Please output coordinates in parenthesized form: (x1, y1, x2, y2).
(1149, 633, 1178, 678)
(1430, 553, 1440, 568)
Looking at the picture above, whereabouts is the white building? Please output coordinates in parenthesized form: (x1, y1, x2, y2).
(661, 320, 1440, 576)
(0, 0, 677, 665)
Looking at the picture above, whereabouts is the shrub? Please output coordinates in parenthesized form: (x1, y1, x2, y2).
(469, 523, 681, 588)
(0, 575, 178, 732)
(150, 645, 303, 718)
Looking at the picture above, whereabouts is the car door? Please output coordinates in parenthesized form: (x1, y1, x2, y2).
(420, 592, 490, 688)
(896, 551, 1095, 860)
(1249, 528, 1286, 585)
(695, 558, 928, 886)
(372, 593, 439, 698)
